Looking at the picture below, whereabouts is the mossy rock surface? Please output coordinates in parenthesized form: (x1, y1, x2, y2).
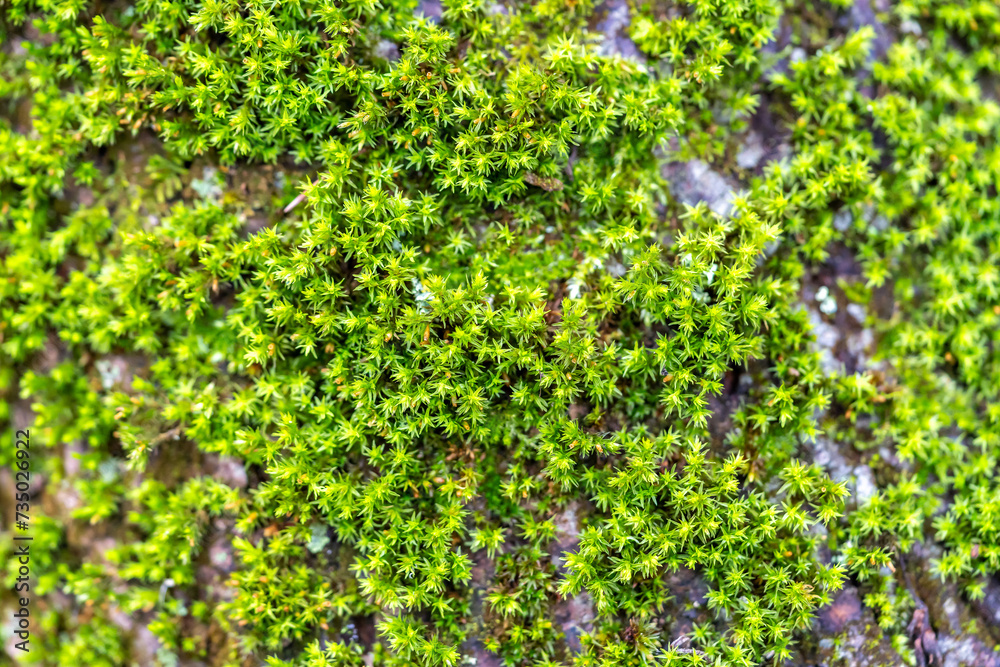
(2, 0, 1000, 666)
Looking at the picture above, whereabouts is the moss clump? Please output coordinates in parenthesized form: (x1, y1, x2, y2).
(1, 0, 1000, 665)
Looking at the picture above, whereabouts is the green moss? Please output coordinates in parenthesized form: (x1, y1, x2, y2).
(2, 0, 1000, 665)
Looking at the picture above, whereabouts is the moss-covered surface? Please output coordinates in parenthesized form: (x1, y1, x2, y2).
(1, 0, 1000, 665)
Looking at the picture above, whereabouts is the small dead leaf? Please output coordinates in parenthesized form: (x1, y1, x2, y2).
(524, 172, 564, 192)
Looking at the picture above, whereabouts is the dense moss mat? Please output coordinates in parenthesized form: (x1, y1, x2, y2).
(1, 0, 999, 665)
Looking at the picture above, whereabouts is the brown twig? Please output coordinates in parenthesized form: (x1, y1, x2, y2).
(898, 550, 941, 667)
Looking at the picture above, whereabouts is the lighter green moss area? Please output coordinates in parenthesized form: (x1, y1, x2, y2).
(1, 0, 999, 665)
